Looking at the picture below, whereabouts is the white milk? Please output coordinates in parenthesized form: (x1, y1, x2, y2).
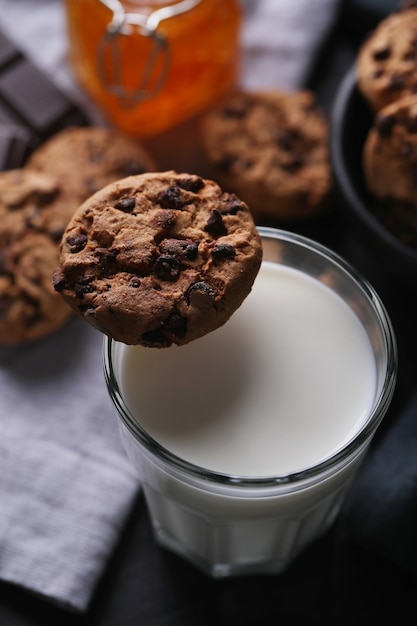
(110, 259, 383, 576)
(119, 261, 376, 477)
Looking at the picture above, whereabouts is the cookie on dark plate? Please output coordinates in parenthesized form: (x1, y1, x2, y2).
(356, 4, 417, 112)
(363, 93, 417, 247)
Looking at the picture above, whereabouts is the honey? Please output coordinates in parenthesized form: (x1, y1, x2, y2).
(64, 0, 242, 137)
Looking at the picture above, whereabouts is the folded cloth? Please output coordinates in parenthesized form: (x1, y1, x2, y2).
(0, 319, 139, 612)
(340, 394, 417, 575)
(0, 0, 342, 613)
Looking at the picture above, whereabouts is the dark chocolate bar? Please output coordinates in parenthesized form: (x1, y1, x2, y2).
(0, 29, 88, 171)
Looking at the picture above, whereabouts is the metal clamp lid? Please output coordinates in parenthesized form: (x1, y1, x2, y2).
(97, 0, 202, 108)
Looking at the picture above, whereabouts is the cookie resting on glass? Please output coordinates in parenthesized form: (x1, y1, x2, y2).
(53, 171, 262, 347)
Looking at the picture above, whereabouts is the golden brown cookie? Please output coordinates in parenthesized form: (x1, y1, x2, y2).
(356, 5, 417, 113)
(363, 93, 417, 247)
(53, 171, 262, 347)
(0, 169, 73, 345)
(26, 125, 156, 235)
(200, 89, 331, 222)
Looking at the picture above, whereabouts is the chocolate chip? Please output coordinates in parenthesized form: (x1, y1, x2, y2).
(375, 113, 396, 137)
(157, 186, 186, 210)
(154, 254, 181, 281)
(160, 238, 199, 260)
(221, 193, 244, 215)
(178, 176, 204, 192)
(373, 45, 391, 61)
(114, 196, 135, 212)
(187, 281, 215, 309)
(212, 242, 236, 260)
(162, 312, 187, 338)
(66, 233, 87, 252)
(205, 209, 227, 237)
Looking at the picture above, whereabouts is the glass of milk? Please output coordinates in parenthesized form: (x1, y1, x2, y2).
(103, 227, 397, 577)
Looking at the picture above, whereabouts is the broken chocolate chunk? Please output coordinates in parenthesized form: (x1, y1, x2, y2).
(187, 281, 216, 309)
(114, 196, 136, 212)
(154, 254, 181, 281)
(205, 209, 227, 237)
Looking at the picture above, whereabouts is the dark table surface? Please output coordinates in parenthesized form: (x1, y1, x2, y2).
(1, 1, 416, 624)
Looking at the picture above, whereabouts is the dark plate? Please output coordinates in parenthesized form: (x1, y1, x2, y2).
(330, 65, 417, 287)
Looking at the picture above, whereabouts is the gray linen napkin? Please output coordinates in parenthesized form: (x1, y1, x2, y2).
(0, 319, 139, 611)
(0, 0, 342, 613)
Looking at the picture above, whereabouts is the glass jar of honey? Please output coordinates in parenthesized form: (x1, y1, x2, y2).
(64, 0, 242, 137)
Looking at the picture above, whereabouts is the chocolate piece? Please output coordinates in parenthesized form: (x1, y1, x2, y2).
(205, 209, 227, 237)
(0, 29, 88, 171)
(115, 197, 136, 212)
(212, 242, 236, 260)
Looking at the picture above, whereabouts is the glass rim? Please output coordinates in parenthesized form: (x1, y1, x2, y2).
(103, 227, 397, 488)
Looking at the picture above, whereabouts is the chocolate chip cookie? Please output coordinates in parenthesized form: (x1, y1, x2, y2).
(26, 125, 156, 234)
(356, 4, 417, 112)
(53, 171, 262, 347)
(0, 169, 73, 345)
(363, 93, 417, 247)
(200, 89, 331, 222)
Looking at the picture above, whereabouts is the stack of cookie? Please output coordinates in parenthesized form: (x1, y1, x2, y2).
(200, 89, 332, 224)
(357, 1, 417, 247)
(0, 126, 155, 345)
